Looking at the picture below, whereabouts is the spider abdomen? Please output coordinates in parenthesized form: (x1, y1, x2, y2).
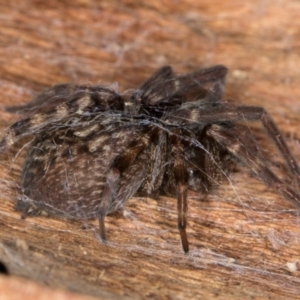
(18, 119, 148, 219)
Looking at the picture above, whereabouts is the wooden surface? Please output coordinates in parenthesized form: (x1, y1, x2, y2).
(0, 274, 100, 300)
(0, 0, 300, 299)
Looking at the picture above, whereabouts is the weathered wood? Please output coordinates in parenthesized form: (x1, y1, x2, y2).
(0, 0, 300, 299)
(0, 274, 100, 300)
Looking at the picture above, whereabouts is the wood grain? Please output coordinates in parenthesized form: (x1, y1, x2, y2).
(0, 1, 300, 299)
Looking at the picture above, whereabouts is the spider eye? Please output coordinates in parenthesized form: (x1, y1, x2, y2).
(123, 92, 141, 114)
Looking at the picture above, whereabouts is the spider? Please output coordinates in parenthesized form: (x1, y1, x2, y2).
(1, 65, 300, 253)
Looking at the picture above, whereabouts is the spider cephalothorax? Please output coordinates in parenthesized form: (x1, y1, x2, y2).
(1, 65, 300, 253)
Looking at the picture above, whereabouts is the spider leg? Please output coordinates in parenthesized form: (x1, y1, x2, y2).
(199, 128, 226, 189)
(131, 66, 176, 108)
(136, 65, 227, 107)
(0, 93, 86, 154)
(98, 167, 120, 241)
(5, 84, 76, 113)
(170, 129, 189, 253)
(185, 132, 223, 192)
(176, 65, 227, 101)
(207, 124, 300, 208)
(0, 89, 121, 155)
(139, 66, 175, 93)
(15, 195, 43, 219)
(97, 126, 160, 242)
(173, 104, 300, 185)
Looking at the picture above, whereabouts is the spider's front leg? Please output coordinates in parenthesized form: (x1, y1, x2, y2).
(176, 65, 227, 104)
(174, 105, 300, 185)
(135, 65, 227, 109)
(169, 129, 189, 253)
(207, 124, 300, 209)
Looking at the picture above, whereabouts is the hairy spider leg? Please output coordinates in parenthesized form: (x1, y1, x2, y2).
(176, 65, 227, 100)
(207, 124, 300, 208)
(5, 84, 75, 113)
(169, 126, 226, 253)
(172, 105, 300, 185)
(198, 128, 225, 189)
(0, 117, 34, 154)
(97, 126, 160, 242)
(170, 129, 189, 253)
(136, 65, 227, 108)
(0, 89, 124, 156)
(0, 92, 92, 154)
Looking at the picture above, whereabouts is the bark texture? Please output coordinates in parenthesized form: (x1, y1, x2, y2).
(0, 1, 300, 299)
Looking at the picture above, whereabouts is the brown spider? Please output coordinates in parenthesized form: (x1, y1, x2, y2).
(1, 65, 300, 253)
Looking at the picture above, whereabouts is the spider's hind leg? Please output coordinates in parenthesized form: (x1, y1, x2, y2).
(1, 85, 78, 154)
(5, 84, 74, 113)
(0, 85, 114, 156)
